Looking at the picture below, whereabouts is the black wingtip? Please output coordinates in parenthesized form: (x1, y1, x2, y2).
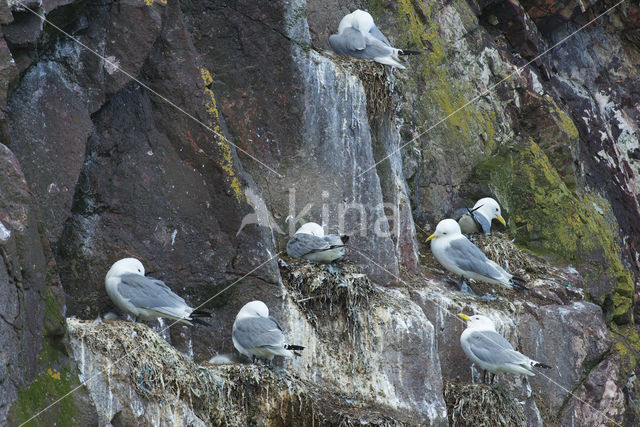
(535, 362, 552, 369)
(399, 49, 422, 55)
(285, 344, 305, 351)
(191, 309, 212, 318)
(341, 235, 350, 244)
(510, 276, 529, 291)
(191, 318, 212, 327)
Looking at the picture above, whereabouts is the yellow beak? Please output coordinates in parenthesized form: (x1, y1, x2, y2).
(496, 215, 506, 226)
(458, 313, 470, 321)
(426, 234, 437, 241)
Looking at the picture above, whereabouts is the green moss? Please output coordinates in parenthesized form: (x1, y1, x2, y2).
(611, 324, 640, 381)
(369, 0, 500, 160)
(469, 138, 634, 322)
(8, 341, 77, 426)
(367, 0, 633, 321)
(8, 287, 77, 426)
(42, 287, 65, 337)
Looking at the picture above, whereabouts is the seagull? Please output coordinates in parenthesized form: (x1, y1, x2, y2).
(286, 222, 348, 263)
(427, 219, 527, 290)
(104, 258, 211, 325)
(329, 9, 420, 69)
(454, 197, 506, 234)
(458, 313, 551, 383)
(232, 300, 304, 363)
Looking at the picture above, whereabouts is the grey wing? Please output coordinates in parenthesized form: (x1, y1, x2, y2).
(268, 315, 285, 332)
(453, 207, 469, 221)
(369, 24, 391, 46)
(329, 28, 366, 56)
(356, 35, 395, 60)
(323, 234, 345, 246)
(118, 274, 189, 313)
(467, 331, 530, 365)
(341, 27, 367, 51)
(233, 317, 285, 349)
(287, 234, 331, 258)
(445, 239, 505, 281)
(473, 211, 491, 234)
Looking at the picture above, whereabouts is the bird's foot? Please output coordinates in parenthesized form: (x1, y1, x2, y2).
(457, 277, 476, 295)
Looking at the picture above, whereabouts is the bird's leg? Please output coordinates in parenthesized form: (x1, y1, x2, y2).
(482, 369, 488, 384)
(490, 373, 495, 385)
(457, 276, 476, 295)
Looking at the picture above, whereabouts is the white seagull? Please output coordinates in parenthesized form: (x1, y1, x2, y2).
(104, 258, 211, 325)
(328, 9, 420, 69)
(454, 197, 506, 234)
(458, 313, 551, 383)
(427, 219, 527, 290)
(232, 300, 304, 363)
(286, 222, 348, 263)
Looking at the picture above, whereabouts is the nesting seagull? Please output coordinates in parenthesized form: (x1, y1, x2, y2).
(286, 222, 348, 263)
(104, 258, 211, 325)
(329, 9, 420, 69)
(232, 300, 304, 363)
(454, 197, 505, 234)
(427, 219, 527, 290)
(458, 313, 551, 383)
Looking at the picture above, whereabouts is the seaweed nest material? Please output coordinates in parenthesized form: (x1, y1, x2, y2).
(67, 318, 316, 425)
(67, 318, 411, 425)
(333, 57, 396, 118)
(444, 380, 526, 426)
(473, 233, 546, 277)
(280, 259, 375, 343)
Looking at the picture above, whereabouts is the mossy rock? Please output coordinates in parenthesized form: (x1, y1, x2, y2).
(468, 137, 634, 323)
(7, 339, 85, 427)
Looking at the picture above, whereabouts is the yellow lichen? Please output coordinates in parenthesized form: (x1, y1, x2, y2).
(47, 368, 61, 380)
(199, 68, 244, 202)
(141, 0, 166, 5)
(545, 96, 579, 140)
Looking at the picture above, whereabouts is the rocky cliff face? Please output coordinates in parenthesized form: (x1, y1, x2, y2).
(0, 0, 639, 425)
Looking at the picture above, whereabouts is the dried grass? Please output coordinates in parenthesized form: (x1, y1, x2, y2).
(444, 380, 526, 426)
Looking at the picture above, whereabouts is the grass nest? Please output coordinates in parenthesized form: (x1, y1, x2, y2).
(473, 233, 546, 278)
(332, 57, 396, 119)
(444, 380, 526, 426)
(68, 318, 411, 425)
(67, 318, 317, 425)
(280, 258, 375, 344)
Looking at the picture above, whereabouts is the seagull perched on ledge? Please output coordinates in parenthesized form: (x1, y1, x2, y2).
(427, 219, 527, 290)
(286, 222, 348, 263)
(329, 9, 420, 69)
(104, 258, 211, 326)
(458, 313, 551, 383)
(232, 300, 304, 363)
(454, 197, 506, 234)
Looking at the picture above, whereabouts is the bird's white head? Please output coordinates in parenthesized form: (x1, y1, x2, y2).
(350, 9, 374, 33)
(106, 257, 145, 279)
(426, 218, 461, 242)
(295, 222, 324, 237)
(474, 197, 505, 226)
(237, 300, 270, 320)
(458, 313, 497, 331)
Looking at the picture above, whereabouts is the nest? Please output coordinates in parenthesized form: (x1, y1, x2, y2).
(280, 259, 375, 345)
(473, 233, 546, 278)
(67, 319, 317, 425)
(444, 380, 526, 426)
(333, 57, 396, 119)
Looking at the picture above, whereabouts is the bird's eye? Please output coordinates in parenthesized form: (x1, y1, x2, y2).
(138, 269, 141, 273)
